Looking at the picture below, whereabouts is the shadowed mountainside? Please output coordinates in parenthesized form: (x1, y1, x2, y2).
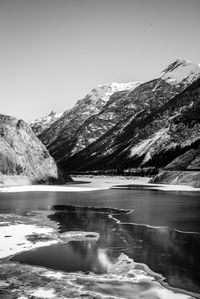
(50, 60, 200, 174)
(60, 77, 200, 174)
(38, 82, 141, 161)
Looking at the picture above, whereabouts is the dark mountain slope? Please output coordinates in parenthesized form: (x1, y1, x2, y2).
(39, 83, 139, 147)
(42, 60, 200, 171)
(60, 78, 200, 172)
(55, 78, 183, 168)
(39, 82, 140, 162)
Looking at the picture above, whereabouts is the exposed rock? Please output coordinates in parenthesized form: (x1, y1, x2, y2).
(151, 171, 200, 188)
(0, 114, 67, 185)
(0, 175, 32, 187)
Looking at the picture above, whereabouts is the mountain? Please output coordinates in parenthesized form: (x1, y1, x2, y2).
(39, 82, 141, 160)
(52, 59, 200, 173)
(0, 114, 66, 185)
(61, 76, 200, 183)
(30, 110, 62, 136)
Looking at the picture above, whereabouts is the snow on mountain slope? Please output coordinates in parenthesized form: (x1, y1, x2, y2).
(93, 82, 141, 102)
(31, 111, 62, 136)
(58, 60, 200, 173)
(160, 59, 200, 86)
(63, 82, 141, 116)
(40, 82, 141, 149)
(35, 59, 200, 178)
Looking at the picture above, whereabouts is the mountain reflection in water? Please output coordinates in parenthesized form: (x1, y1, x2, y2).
(13, 240, 112, 274)
(13, 205, 200, 294)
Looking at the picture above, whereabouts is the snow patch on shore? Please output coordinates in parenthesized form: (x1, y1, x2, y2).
(30, 288, 56, 298)
(2, 180, 199, 194)
(0, 185, 107, 193)
(0, 216, 100, 260)
(0, 223, 56, 259)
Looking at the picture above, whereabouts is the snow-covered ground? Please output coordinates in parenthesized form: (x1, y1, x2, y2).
(0, 248, 195, 299)
(1, 175, 200, 192)
(160, 59, 200, 85)
(0, 223, 56, 259)
(0, 216, 99, 259)
(0, 184, 105, 193)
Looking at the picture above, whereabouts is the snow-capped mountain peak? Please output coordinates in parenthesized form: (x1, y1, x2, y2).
(160, 59, 200, 85)
(30, 111, 62, 136)
(84, 82, 142, 104)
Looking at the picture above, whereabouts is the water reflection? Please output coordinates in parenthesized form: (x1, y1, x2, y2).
(48, 205, 200, 293)
(119, 224, 200, 292)
(1, 189, 200, 232)
(12, 240, 112, 274)
(9, 204, 200, 293)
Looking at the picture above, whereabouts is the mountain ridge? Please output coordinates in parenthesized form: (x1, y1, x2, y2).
(39, 59, 200, 172)
(61, 76, 200, 174)
(38, 81, 141, 157)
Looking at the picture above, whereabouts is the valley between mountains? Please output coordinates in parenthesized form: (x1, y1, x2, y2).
(1, 59, 200, 187)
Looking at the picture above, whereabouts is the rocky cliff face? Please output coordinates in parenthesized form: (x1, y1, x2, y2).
(39, 82, 141, 161)
(0, 114, 65, 184)
(53, 60, 200, 172)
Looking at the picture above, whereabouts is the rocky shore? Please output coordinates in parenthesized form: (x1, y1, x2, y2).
(151, 171, 200, 188)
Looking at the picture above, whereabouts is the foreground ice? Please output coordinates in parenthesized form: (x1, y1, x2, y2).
(0, 205, 198, 298)
(0, 253, 195, 299)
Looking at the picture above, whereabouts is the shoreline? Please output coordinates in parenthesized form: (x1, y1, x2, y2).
(0, 175, 200, 192)
(0, 185, 107, 193)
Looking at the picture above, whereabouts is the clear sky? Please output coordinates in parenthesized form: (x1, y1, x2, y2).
(1, 0, 200, 120)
